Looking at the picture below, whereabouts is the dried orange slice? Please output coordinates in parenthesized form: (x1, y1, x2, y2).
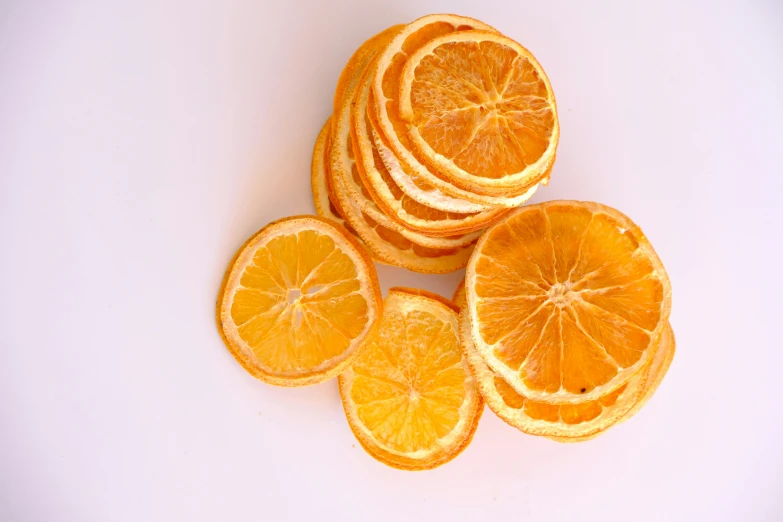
(216, 215, 382, 386)
(466, 201, 672, 404)
(328, 135, 475, 273)
(338, 287, 483, 470)
(463, 306, 674, 440)
(314, 118, 468, 271)
(372, 14, 544, 208)
(311, 119, 350, 228)
(399, 30, 559, 197)
(351, 63, 512, 237)
(331, 31, 480, 249)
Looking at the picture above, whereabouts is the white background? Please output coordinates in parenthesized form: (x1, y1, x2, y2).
(1, 1, 782, 521)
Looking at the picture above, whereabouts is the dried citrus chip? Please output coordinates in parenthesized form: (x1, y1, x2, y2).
(216, 215, 382, 386)
(351, 62, 514, 236)
(330, 30, 480, 248)
(399, 30, 558, 196)
(311, 119, 353, 229)
(372, 14, 541, 208)
(463, 306, 673, 440)
(339, 288, 482, 470)
(466, 201, 672, 403)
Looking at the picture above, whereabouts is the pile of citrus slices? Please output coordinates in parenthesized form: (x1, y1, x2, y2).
(216, 14, 674, 470)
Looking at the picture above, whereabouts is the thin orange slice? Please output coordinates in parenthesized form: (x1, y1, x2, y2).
(339, 287, 483, 470)
(216, 215, 382, 386)
(463, 306, 674, 440)
(315, 118, 472, 272)
(328, 130, 475, 273)
(331, 31, 480, 248)
(311, 119, 352, 230)
(453, 284, 675, 441)
(466, 201, 672, 404)
(399, 30, 559, 196)
(372, 14, 543, 208)
(351, 62, 513, 237)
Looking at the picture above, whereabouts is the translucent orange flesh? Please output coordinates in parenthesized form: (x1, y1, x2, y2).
(349, 296, 467, 453)
(231, 230, 369, 372)
(474, 204, 664, 395)
(408, 40, 555, 179)
(493, 376, 628, 425)
(381, 23, 474, 168)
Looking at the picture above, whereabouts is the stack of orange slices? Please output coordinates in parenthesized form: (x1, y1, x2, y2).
(312, 14, 559, 274)
(216, 14, 674, 471)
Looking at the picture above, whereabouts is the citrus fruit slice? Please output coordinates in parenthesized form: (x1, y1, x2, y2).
(338, 287, 483, 470)
(369, 15, 547, 206)
(351, 63, 513, 236)
(462, 305, 674, 440)
(330, 30, 481, 248)
(398, 30, 558, 196)
(311, 119, 351, 228)
(314, 118, 469, 271)
(216, 215, 382, 386)
(371, 14, 545, 208)
(328, 134, 476, 273)
(466, 201, 672, 404)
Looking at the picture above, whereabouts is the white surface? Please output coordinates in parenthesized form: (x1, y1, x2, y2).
(1, 1, 782, 520)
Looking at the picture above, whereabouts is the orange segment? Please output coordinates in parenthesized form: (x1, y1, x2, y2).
(399, 30, 559, 196)
(339, 288, 482, 470)
(217, 215, 382, 386)
(466, 201, 671, 404)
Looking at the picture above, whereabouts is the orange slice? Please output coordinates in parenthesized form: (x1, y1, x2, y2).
(338, 287, 483, 470)
(399, 30, 559, 197)
(351, 62, 513, 237)
(311, 119, 352, 228)
(369, 89, 545, 210)
(466, 201, 672, 404)
(372, 14, 545, 208)
(216, 215, 382, 386)
(463, 306, 673, 440)
(454, 284, 675, 441)
(328, 132, 475, 273)
(315, 118, 471, 272)
(331, 31, 480, 249)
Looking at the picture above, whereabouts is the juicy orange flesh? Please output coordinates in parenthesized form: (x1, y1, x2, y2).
(493, 376, 628, 425)
(231, 230, 369, 373)
(474, 204, 662, 394)
(409, 40, 554, 179)
(350, 303, 466, 453)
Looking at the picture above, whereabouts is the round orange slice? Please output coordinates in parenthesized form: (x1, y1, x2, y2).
(465, 201, 672, 404)
(462, 305, 674, 440)
(338, 287, 483, 470)
(216, 215, 382, 386)
(331, 31, 480, 248)
(351, 62, 513, 237)
(399, 30, 559, 197)
(371, 14, 545, 208)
